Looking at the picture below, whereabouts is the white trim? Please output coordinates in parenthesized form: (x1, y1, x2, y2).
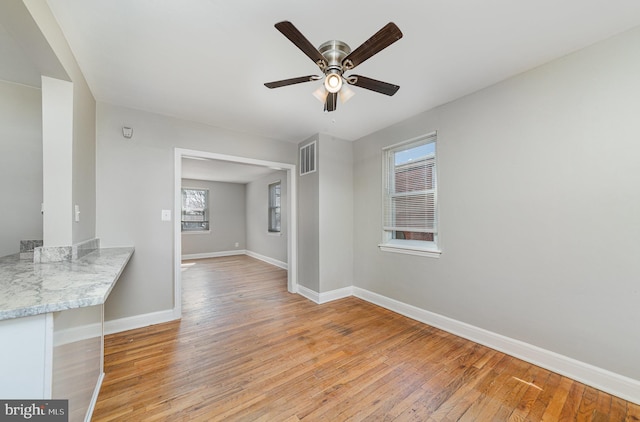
(295, 285, 353, 304)
(84, 372, 104, 422)
(318, 286, 353, 304)
(182, 250, 245, 261)
(174, 148, 298, 298)
(43, 313, 53, 398)
(181, 250, 287, 269)
(104, 309, 178, 335)
(382, 131, 438, 152)
(378, 243, 442, 258)
(352, 287, 640, 405)
(181, 230, 212, 235)
(296, 285, 320, 303)
(174, 152, 183, 319)
(245, 250, 288, 270)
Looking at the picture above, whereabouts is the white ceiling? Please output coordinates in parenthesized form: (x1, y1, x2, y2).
(40, 1, 640, 143)
(182, 157, 280, 184)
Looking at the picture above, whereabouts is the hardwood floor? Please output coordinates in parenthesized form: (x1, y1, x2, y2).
(92, 256, 640, 421)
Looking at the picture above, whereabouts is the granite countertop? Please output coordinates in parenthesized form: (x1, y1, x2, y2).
(0, 247, 134, 321)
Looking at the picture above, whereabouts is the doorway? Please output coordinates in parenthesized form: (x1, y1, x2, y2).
(173, 148, 297, 318)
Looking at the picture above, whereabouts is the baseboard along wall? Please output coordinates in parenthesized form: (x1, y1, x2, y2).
(296, 284, 640, 406)
(182, 250, 288, 270)
(105, 255, 640, 406)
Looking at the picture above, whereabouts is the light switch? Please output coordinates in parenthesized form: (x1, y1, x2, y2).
(161, 209, 171, 221)
(75, 205, 80, 222)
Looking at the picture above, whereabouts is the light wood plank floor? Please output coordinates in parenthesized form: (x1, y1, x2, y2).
(92, 256, 640, 421)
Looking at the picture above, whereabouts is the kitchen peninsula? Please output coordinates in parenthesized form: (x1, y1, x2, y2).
(0, 246, 133, 421)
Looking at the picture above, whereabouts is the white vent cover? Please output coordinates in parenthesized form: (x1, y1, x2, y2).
(300, 141, 316, 175)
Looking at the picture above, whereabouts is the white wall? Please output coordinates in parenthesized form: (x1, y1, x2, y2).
(245, 170, 288, 264)
(41, 76, 73, 246)
(353, 27, 640, 381)
(96, 103, 297, 322)
(181, 178, 246, 257)
(0, 80, 42, 256)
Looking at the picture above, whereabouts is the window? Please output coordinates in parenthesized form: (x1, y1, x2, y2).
(181, 188, 209, 232)
(300, 141, 316, 175)
(380, 133, 440, 257)
(268, 181, 281, 233)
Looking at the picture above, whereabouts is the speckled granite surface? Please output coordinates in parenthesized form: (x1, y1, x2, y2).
(0, 247, 134, 321)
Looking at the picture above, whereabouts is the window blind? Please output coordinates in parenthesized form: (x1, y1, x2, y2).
(383, 137, 437, 236)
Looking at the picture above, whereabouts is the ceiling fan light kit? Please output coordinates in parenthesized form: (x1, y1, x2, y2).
(324, 73, 342, 93)
(265, 21, 403, 112)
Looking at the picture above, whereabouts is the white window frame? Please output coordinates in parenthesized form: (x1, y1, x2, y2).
(379, 132, 441, 258)
(268, 180, 281, 234)
(181, 187, 210, 234)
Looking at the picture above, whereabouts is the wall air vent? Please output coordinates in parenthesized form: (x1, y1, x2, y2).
(300, 141, 316, 175)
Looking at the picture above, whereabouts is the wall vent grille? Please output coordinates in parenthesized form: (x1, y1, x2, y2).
(300, 141, 316, 175)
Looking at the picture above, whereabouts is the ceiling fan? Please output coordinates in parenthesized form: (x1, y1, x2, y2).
(264, 21, 403, 112)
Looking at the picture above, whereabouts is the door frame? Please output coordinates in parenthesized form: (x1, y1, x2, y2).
(173, 148, 297, 318)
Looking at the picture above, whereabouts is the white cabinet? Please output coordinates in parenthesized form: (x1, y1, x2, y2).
(0, 305, 104, 422)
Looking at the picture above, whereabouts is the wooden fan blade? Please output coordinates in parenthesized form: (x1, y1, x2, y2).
(342, 22, 403, 70)
(324, 92, 338, 112)
(348, 75, 400, 96)
(264, 75, 320, 89)
(275, 21, 327, 68)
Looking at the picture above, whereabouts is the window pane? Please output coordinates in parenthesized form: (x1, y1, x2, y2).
(394, 142, 435, 166)
(382, 134, 437, 245)
(393, 231, 434, 241)
(181, 188, 209, 231)
(268, 182, 281, 232)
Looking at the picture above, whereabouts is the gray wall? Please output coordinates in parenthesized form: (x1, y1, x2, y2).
(353, 27, 640, 380)
(297, 137, 319, 292)
(96, 102, 297, 321)
(246, 170, 288, 264)
(0, 80, 42, 257)
(181, 178, 246, 256)
(318, 134, 353, 293)
(296, 134, 354, 294)
(25, 0, 96, 246)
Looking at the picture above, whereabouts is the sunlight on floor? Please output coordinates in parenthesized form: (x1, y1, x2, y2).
(180, 262, 196, 272)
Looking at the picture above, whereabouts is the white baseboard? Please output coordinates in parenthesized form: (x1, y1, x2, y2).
(104, 309, 179, 335)
(182, 250, 288, 270)
(352, 287, 640, 405)
(181, 250, 245, 260)
(296, 285, 353, 304)
(319, 286, 353, 304)
(84, 372, 104, 422)
(296, 285, 320, 303)
(245, 250, 288, 270)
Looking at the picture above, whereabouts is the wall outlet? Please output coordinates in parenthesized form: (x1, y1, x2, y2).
(235, 242, 239, 248)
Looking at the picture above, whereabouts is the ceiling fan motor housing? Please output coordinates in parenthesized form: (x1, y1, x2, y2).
(318, 40, 351, 77)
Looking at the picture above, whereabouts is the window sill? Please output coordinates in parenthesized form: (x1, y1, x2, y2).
(181, 230, 211, 235)
(378, 241, 441, 258)
(267, 231, 282, 236)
